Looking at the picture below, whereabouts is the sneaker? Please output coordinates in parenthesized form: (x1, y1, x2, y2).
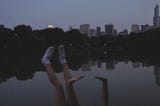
(58, 45, 66, 64)
(41, 46, 55, 65)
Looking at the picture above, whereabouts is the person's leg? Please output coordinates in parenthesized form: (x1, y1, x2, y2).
(96, 76, 109, 106)
(42, 46, 66, 106)
(58, 45, 71, 82)
(62, 63, 83, 106)
(67, 76, 84, 106)
(58, 45, 83, 106)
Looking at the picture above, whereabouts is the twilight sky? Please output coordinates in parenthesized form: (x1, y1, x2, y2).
(0, 0, 159, 31)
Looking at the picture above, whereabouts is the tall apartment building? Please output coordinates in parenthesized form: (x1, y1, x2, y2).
(105, 24, 114, 35)
(96, 26, 101, 36)
(79, 24, 90, 37)
(90, 29, 97, 37)
(131, 24, 139, 33)
(153, 5, 160, 28)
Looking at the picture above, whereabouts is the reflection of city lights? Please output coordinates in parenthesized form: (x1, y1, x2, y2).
(48, 24, 54, 28)
(70, 43, 73, 46)
(104, 51, 107, 55)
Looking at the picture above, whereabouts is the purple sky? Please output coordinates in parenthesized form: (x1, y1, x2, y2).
(0, 0, 159, 32)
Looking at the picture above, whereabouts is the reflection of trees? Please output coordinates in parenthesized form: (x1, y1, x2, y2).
(0, 48, 43, 84)
(15, 71, 34, 80)
(0, 47, 160, 84)
(66, 47, 90, 70)
(0, 47, 90, 83)
(154, 66, 160, 86)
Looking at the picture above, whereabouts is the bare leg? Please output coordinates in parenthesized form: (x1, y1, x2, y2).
(62, 61, 83, 106)
(42, 46, 66, 106)
(67, 74, 84, 106)
(58, 45, 83, 106)
(96, 76, 109, 106)
(62, 64, 72, 83)
(45, 64, 66, 106)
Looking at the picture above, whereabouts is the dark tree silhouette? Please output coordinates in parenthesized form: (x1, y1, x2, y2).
(0, 24, 13, 48)
(14, 25, 33, 49)
(42, 27, 65, 46)
(65, 29, 89, 48)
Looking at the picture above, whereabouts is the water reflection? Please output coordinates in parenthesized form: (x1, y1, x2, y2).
(0, 49, 42, 84)
(0, 48, 160, 87)
(105, 60, 116, 70)
(0, 48, 160, 105)
(80, 60, 160, 87)
(154, 66, 160, 86)
(132, 62, 141, 68)
(96, 76, 109, 106)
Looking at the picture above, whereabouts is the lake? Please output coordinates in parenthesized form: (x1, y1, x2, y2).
(0, 55, 160, 106)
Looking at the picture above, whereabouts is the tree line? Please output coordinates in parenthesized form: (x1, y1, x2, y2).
(0, 24, 89, 50)
(0, 24, 160, 54)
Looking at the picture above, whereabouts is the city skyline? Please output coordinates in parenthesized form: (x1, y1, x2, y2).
(0, 0, 160, 31)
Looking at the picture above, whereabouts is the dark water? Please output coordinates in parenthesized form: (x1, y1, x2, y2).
(0, 49, 160, 106)
(0, 61, 160, 106)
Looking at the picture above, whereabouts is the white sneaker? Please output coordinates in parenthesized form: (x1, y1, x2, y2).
(41, 46, 55, 65)
(58, 45, 66, 64)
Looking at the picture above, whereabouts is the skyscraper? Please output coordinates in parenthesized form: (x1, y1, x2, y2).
(79, 24, 90, 37)
(105, 24, 114, 36)
(96, 26, 101, 36)
(131, 24, 139, 33)
(154, 5, 159, 17)
(90, 29, 97, 37)
(153, 5, 160, 28)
